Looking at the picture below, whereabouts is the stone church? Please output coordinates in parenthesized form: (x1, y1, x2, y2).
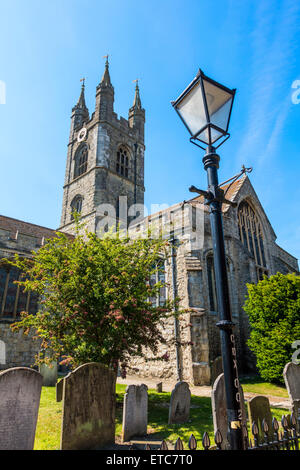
(0, 60, 298, 384)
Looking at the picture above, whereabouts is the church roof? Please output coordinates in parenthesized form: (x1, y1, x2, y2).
(188, 174, 246, 213)
(0, 215, 73, 246)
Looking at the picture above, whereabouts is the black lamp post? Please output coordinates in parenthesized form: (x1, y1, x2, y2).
(172, 69, 244, 450)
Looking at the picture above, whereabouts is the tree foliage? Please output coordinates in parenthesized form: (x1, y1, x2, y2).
(243, 272, 300, 384)
(10, 223, 174, 375)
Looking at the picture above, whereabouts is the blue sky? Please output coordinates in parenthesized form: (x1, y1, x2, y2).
(0, 0, 300, 261)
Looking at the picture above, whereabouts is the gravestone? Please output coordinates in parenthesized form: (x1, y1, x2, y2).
(292, 400, 300, 431)
(156, 382, 163, 393)
(283, 362, 300, 402)
(39, 361, 57, 386)
(211, 356, 223, 386)
(0, 340, 5, 365)
(247, 395, 273, 441)
(56, 378, 64, 402)
(57, 362, 116, 450)
(0, 367, 43, 450)
(38, 349, 57, 386)
(283, 362, 300, 431)
(122, 384, 148, 442)
(211, 373, 247, 450)
(168, 381, 191, 424)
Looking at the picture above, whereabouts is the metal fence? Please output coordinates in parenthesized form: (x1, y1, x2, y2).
(130, 413, 300, 451)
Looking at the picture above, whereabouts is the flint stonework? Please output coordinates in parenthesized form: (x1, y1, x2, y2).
(0, 367, 43, 450)
(247, 395, 273, 440)
(60, 362, 116, 450)
(168, 381, 191, 424)
(122, 384, 148, 442)
(211, 373, 247, 450)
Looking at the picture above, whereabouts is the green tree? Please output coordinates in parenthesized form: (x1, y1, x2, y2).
(243, 272, 300, 384)
(10, 223, 174, 376)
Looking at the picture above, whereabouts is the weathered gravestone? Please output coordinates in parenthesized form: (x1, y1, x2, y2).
(39, 361, 57, 386)
(57, 362, 116, 450)
(0, 340, 6, 366)
(56, 378, 64, 402)
(211, 356, 223, 386)
(168, 381, 191, 424)
(247, 395, 273, 441)
(122, 384, 148, 442)
(283, 362, 300, 402)
(156, 382, 163, 393)
(0, 367, 43, 450)
(283, 362, 300, 430)
(211, 373, 247, 450)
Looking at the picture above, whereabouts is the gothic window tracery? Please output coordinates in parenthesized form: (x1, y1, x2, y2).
(74, 144, 88, 178)
(238, 200, 268, 281)
(116, 146, 129, 178)
(70, 195, 83, 220)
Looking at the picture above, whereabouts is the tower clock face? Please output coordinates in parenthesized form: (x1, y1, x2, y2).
(77, 127, 87, 143)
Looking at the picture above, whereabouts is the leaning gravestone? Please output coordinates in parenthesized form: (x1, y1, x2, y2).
(247, 395, 273, 441)
(57, 362, 116, 450)
(0, 367, 43, 450)
(168, 381, 191, 424)
(122, 384, 148, 442)
(211, 373, 247, 450)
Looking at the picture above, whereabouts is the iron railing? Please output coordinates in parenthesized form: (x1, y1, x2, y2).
(130, 413, 300, 451)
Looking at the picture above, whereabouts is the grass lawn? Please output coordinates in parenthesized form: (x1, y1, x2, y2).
(240, 376, 289, 399)
(34, 383, 290, 450)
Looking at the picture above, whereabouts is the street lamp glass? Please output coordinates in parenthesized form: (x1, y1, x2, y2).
(203, 78, 233, 136)
(172, 70, 235, 147)
(176, 83, 207, 136)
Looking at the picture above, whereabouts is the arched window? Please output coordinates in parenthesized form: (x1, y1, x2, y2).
(70, 195, 83, 220)
(116, 146, 129, 178)
(74, 144, 88, 178)
(0, 263, 38, 320)
(238, 200, 268, 281)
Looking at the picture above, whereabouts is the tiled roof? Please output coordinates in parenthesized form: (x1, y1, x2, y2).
(0, 215, 73, 245)
(189, 175, 246, 212)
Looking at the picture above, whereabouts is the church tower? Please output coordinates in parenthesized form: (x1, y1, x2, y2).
(59, 59, 145, 235)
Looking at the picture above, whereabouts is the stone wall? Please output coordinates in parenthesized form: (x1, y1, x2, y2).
(0, 323, 41, 370)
